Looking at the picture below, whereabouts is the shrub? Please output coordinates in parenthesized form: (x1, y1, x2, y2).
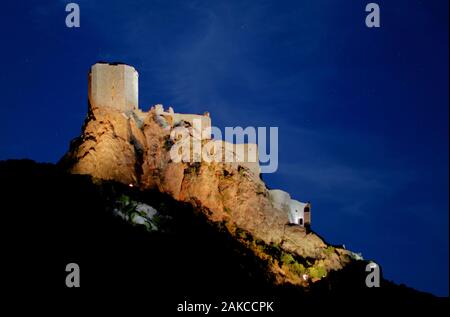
(280, 252, 307, 276)
(290, 262, 305, 275)
(280, 252, 295, 266)
(261, 243, 282, 259)
(308, 265, 327, 279)
(324, 246, 335, 256)
(235, 228, 249, 241)
(118, 194, 131, 205)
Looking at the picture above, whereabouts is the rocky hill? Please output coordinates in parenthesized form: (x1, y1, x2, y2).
(1, 63, 442, 310)
(52, 86, 435, 303)
(59, 100, 359, 287)
(0, 159, 438, 310)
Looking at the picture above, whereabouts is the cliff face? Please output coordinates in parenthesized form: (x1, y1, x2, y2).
(60, 102, 357, 287)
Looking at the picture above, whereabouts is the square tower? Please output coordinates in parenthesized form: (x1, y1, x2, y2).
(88, 63, 138, 112)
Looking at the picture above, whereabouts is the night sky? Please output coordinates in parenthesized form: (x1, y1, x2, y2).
(0, 0, 448, 296)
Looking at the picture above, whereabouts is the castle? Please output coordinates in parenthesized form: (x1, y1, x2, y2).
(89, 62, 139, 112)
(87, 62, 311, 228)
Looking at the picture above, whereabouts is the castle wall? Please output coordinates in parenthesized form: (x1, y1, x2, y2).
(234, 143, 258, 163)
(173, 113, 211, 128)
(153, 106, 259, 175)
(173, 113, 212, 139)
(155, 105, 211, 140)
(89, 63, 138, 112)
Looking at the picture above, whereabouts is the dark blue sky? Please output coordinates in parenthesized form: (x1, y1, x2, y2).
(0, 0, 448, 296)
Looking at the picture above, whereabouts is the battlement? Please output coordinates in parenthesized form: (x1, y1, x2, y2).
(88, 63, 138, 112)
(155, 104, 212, 139)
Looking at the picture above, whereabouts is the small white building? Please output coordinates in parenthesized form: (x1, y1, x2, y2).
(289, 199, 309, 226)
(269, 189, 311, 228)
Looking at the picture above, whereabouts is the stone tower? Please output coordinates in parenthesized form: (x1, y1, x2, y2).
(88, 62, 138, 112)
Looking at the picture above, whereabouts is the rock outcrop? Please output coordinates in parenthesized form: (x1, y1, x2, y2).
(60, 103, 357, 286)
(59, 63, 358, 286)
